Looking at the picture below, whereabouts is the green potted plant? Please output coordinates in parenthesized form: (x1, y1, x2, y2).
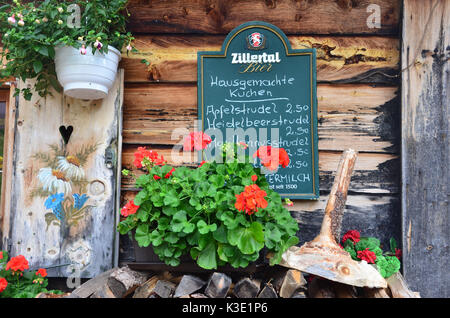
(118, 133, 300, 269)
(0, 0, 138, 100)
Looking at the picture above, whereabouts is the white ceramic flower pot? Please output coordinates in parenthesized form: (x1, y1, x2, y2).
(54, 45, 121, 100)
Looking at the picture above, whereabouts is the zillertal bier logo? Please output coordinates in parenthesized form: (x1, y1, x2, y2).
(247, 32, 265, 50)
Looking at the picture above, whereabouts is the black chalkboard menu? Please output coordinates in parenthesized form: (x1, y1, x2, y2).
(197, 21, 319, 199)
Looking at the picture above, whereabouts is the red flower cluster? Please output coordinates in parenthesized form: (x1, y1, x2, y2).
(251, 175, 258, 182)
(133, 147, 166, 169)
(165, 167, 176, 179)
(0, 277, 7, 293)
(121, 200, 140, 217)
(5, 255, 29, 273)
(183, 132, 212, 151)
(342, 230, 360, 245)
(253, 146, 290, 171)
(235, 184, 268, 215)
(36, 268, 47, 278)
(357, 248, 377, 264)
(0, 251, 3, 260)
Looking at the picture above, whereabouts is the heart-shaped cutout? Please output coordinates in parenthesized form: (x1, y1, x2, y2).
(59, 125, 73, 145)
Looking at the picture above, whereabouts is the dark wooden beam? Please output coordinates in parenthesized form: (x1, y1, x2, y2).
(401, 0, 449, 298)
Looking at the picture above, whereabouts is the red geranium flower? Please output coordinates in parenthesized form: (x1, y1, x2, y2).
(36, 268, 47, 278)
(0, 277, 7, 293)
(199, 160, 207, 167)
(251, 175, 258, 182)
(395, 248, 402, 260)
(120, 200, 140, 217)
(133, 147, 166, 169)
(0, 251, 3, 260)
(183, 132, 212, 151)
(342, 230, 360, 245)
(165, 168, 176, 179)
(357, 248, 377, 264)
(253, 146, 290, 171)
(235, 184, 268, 215)
(6, 255, 29, 272)
(153, 175, 161, 180)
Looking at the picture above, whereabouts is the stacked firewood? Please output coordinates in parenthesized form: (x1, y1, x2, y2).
(36, 265, 420, 298)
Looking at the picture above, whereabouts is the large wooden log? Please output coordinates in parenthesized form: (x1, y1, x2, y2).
(401, 0, 449, 298)
(125, 0, 400, 35)
(122, 84, 400, 153)
(121, 35, 399, 84)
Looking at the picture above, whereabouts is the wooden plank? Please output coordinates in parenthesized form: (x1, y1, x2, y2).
(0, 85, 15, 250)
(121, 189, 401, 250)
(4, 71, 124, 278)
(126, 0, 400, 35)
(122, 35, 399, 84)
(122, 84, 399, 153)
(401, 0, 449, 298)
(120, 147, 399, 194)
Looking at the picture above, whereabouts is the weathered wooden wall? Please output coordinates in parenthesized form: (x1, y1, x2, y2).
(119, 0, 402, 260)
(401, 0, 449, 298)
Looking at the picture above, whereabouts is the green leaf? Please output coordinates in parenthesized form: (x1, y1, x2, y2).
(163, 189, 181, 207)
(197, 220, 216, 235)
(149, 230, 164, 246)
(170, 210, 187, 232)
(213, 225, 228, 243)
(227, 222, 264, 255)
(37, 46, 49, 57)
(33, 60, 43, 74)
(135, 224, 151, 247)
(264, 223, 282, 249)
(390, 237, 398, 254)
(196, 241, 217, 270)
(133, 189, 148, 206)
(182, 222, 195, 234)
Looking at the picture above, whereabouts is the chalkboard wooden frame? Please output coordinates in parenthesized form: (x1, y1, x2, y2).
(197, 21, 319, 199)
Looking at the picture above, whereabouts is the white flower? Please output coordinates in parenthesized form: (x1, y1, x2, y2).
(57, 19, 63, 25)
(94, 40, 103, 50)
(80, 45, 87, 55)
(7, 15, 16, 25)
(58, 7, 64, 13)
(57, 156, 85, 181)
(35, 19, 40, 24)
(42, 17, 48, 23)
(38, 167, 72, 195)
(17, 19, 24, 26)
(126, 44, 132, 51)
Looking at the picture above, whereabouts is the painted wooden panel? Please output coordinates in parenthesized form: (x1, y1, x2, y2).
(401, 0, 449, 297)
(125, 0, 400, 35)
(121, 35, 399, 84)
(2, 71, 124, 278)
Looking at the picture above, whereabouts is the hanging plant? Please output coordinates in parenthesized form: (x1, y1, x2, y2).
(0, 0, 144, 100)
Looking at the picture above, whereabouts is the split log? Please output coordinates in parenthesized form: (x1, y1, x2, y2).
(332, 282, 358, 298)
(132, 276, 160, 298)
(107, 266, 148, 298)
(308, 278, 336, 298)
(386, 272, 420, 298)
(363, 287, 391, 298)
(71, 268, 118, 298)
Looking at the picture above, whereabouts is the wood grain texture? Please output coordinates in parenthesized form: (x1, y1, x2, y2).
(3, 71, 124, 278)
(401, 0, 449, 298)
(120, 146, 399, 194)
(122, 83, 399, 153)
(121, 35, 399, 84)
(125, 0, 400, 35)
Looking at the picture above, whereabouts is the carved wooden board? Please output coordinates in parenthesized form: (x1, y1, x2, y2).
(2, 70, 124, 278)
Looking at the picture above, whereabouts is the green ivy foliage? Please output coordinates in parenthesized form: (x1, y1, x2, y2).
(118, 150, 300, 270)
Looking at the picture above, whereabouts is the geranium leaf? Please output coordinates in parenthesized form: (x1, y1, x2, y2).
(196, 241, 217, 270)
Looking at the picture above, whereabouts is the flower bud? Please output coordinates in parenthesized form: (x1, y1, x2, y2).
(7, 16, 16, 25)
(42, 17, 48, 23)
(57, 19, 63, 25)
(58, 7, 64, 13)
(18, 19, 24, 26)
(35, 19, 40, 24)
